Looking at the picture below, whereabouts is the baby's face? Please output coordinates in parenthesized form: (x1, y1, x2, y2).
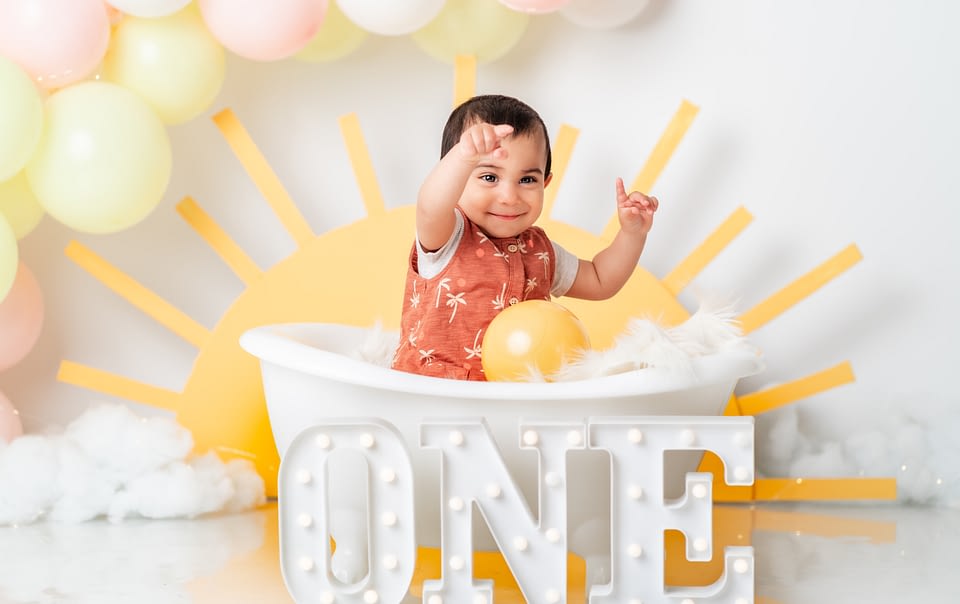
(458, 132, 552, 239)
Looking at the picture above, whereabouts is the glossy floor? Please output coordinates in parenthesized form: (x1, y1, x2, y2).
(0, 502, 956, 603)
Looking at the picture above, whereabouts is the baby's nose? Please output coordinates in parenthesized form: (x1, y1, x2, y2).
(498, 184, 520, 204)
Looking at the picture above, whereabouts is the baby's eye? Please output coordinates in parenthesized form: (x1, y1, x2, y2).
(480, 174, 498, 183)
(519, 176, 538, 184)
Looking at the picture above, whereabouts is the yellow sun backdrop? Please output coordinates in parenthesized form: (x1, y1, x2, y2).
(56, 57, 894, 507)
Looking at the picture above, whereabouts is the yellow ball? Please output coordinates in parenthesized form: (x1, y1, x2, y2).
(482, 300, 590, 382)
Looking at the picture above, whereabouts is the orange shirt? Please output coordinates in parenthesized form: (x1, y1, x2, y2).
(392, 213, 557, 381)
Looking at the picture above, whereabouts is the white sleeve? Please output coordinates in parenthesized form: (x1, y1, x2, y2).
(415, 210, 464, 279)
(551, 241, 579, 297)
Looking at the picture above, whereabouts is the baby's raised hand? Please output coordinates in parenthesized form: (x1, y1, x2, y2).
(616, 177, 658, 235)
(457, 123, 514, 163)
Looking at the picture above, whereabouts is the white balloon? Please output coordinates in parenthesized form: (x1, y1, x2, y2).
(106, 0, 193, 18)
(337, 0, 444, 36)
(561, 0, 650, 29)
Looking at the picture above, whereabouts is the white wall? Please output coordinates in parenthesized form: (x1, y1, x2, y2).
(4, 1, 959, 491)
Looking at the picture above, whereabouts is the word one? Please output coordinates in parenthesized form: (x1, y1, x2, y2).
(280, 416, 755, 604)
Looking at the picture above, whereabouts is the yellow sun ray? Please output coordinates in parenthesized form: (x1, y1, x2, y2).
(737, 361, 855, 416)
(662, 206, 754, 296)
(755, 478, 898, 501)
(213, 109, 315, 246)
(541, 124, 579, 220)
(601, 99, 700, 242)
(64, 241, 209, 348)
(176, 196, 264, 286)
(338, 112, 386, 217)
(57, 361, 181, 412)
(738, 243, 863, 334)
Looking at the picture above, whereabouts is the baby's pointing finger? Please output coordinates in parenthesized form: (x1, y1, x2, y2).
(481, 127, 502, 153)
(615, 177, 627, 202)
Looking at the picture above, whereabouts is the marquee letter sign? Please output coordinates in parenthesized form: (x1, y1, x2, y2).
(279, 416, 755, 604)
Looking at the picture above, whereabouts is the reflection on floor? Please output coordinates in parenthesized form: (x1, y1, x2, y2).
(0, 502, 956, 603)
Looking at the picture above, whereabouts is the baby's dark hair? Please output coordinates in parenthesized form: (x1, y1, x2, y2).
(440, 94, 552, 177)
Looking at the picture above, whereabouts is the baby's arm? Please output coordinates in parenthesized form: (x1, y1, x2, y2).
(417, 122, 514, 251)
(564, 177, 658, 300)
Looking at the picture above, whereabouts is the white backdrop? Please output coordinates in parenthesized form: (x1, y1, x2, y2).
(4, 1, 959, 490)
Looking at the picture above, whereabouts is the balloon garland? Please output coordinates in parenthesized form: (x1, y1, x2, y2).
(0, 0, 651, 440)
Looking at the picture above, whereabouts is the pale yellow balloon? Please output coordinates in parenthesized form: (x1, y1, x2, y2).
(411, 0, 530, 64)
(295, 0, 368, 63)
(102, 4, 226, 125)
(0, 215, 16, 301)
(0, 55, 44, 182)
(26, 82, 172, 235)
(0, 172, 44, 240)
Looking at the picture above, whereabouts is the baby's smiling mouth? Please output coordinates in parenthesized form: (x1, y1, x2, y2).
(490, 212, 524, 220)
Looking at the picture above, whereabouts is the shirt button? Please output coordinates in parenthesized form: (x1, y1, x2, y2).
(509, 297, 519, 305)
(507, 244, 518, 253)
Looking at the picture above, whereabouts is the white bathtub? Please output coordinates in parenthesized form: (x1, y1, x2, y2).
(241, 322, 762, 561)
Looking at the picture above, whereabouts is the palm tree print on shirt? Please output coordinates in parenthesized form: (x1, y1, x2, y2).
(464, 330, 483, 360)
(407, 319, 421, 349)
(536, 251, 550, 279)
(525, 277, 538, 297)
(409, 280, 420, 309)
(446, 291, 466, 322)
(435, 277, 450, 308)
(492, 283, 507, 310)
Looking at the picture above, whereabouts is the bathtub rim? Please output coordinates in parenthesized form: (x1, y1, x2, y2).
(240, 322, 764, 402)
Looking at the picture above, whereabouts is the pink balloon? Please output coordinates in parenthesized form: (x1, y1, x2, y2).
(499, 0, 570, 14)
(0, 0, 110, 88)
(200, 0, 329, 61)
(0, 263, 44, 372)
(0, 390, 24, 444)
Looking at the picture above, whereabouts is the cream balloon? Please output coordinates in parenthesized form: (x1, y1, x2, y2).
(102, 5, 226, 125)
(338, 0, 444, 36)
(295, 0, 368, 63)
(26, 82, 172, 235)
(0, 215, 16, 301)
(0, 56, 43, 182)
(0, 172, 44, 240)
(412, 0, 530, 64)
(560, 0, 650, 29)
(105, 0, 192, 18)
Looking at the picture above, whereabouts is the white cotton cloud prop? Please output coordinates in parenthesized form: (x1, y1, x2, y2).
(0, 404, 265, 525)
(758, 401, 960, 507)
